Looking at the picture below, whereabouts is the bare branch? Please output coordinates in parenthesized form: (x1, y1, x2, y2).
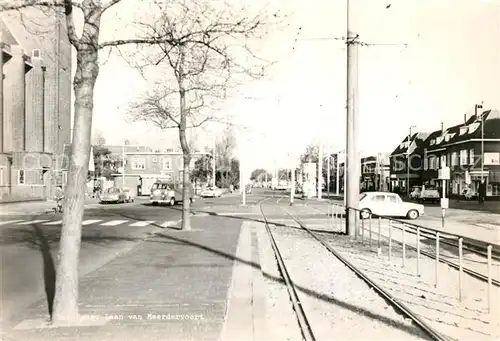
(101, 0, 122, 12)
(63, 0, 80, 48)
(0, 0, 62, 11)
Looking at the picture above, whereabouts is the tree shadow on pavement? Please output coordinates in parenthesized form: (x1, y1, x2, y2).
(31, 225, 56, 317)
(0, 222, 146, 321)
(149, 231, 427, 339)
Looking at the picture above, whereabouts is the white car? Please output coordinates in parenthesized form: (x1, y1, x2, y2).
(200, 187, 223, 198)
(359, 192, 424, 220)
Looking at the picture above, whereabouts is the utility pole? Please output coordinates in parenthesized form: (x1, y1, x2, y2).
(477, 103, 484, 180)
(318, 143, 323, 199)
(290, 165, 295, 205)
(345, 0, 360, 238)
(122, 144, 125, 189)
(326, 154, 330, 198)
(336, 152, 340, 196)
(407, 125, 416, 196)
(212, 138, 216, 187)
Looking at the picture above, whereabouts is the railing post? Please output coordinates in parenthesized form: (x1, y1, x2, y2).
(416, 226, 421, 277)
(377, 216, 381, 256)
(402, 223, 406, 268)
(369, 215, 372, 248)
(487, 244, 492, 313)
(458, 237, 463, 302)
(389, 220, 392, 260)
(435, 232, 440, 287)
(361, 215, 365, 244)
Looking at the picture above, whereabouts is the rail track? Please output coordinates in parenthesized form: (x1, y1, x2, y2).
(258, 197, 447, 341)
(307, 204, 500, 286)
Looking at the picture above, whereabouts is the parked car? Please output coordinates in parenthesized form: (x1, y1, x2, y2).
(100, 187, 128, 204)
(122, 188, 135, 203)
(200, 187, 223, 198)
(417, 188, 440, 203)
(150, 181, 194, 206)
(359, 192, 424, 220)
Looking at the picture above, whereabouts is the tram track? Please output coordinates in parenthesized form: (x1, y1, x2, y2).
(258, 196, 446, 341)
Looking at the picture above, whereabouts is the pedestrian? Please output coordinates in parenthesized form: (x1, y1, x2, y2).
(478, 179, 486, 204)
(55, 186, 64, 212)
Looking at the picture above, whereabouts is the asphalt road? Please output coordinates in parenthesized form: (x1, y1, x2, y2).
(0, 200, 186, 329)
(0, 190, 280, 329)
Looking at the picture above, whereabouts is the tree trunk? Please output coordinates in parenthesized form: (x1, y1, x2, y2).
(178, 47, 191, 231)
(51, 40, 100, 324)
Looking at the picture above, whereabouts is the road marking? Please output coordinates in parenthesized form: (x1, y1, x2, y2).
(0, 219, 24, 226)
(82, 219, 102, 226)
(101, 220, 128, 226)
(17, 220, 49, 225)
(130, 220, 155, 227)
(43, 220, 62, 225)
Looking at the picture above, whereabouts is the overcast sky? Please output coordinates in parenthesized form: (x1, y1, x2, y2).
(73, 0, 500, 172)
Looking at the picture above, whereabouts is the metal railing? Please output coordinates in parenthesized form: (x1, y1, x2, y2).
(326, 203, 499, 313)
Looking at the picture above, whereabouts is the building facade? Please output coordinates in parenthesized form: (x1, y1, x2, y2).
(109, 147, 209, 196)
(0, 8, 72, 201)
(361, 155, 390, 192)
(389, 132, 430, 194)
(421, 110, 500, 198)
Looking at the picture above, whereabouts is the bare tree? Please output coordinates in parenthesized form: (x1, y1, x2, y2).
(0, 0, 281, 326)
(127, 0, 272, 230)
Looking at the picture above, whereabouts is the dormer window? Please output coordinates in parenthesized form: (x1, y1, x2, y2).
(430, 139, 436, 146)
(468, 122, 480, 134)
(459, 127, 467, 136)
(436, 136, 444, 144)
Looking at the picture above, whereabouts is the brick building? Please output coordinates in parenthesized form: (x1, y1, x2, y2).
(422, 110, 500, 198)
(0, 8, 72, 201)
(104, 145, 209, 196)
(389, 132, 430, 194)
(361, 155, 390, 192)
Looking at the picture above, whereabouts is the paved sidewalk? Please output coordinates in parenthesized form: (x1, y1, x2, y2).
(0, 199, 100, 216)
(2, 215, 254, 341)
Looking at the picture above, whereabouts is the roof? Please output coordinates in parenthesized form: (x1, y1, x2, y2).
(424, 109, 499, 151)
(390, 132, 430, 156)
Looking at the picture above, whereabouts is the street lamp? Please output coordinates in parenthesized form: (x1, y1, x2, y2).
(407, 125, 416, 196)
(476, 103, 484, 180)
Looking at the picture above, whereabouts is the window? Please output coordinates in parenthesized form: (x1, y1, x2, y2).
(451, 152, 458, 166)
(459, 127, 467, 136)
(162, 158, 171, 170)
(131, 158, 145, 170)
(0, 167, 4, 185)
(18, 170, 25, 184)
(492, 183, 500, 196)
(387, 195, 399, 203)
(469, 149, 474, 165)
(440, 155, 446, 168)
(371, 195, 385, 202)
(460, 150, 468, 165)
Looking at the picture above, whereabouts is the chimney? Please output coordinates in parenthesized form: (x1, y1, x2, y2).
(441, 122, 444, 132)
(464, 114, 467, 125)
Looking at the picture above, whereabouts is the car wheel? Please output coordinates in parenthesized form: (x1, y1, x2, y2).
(407, 209, 419, 220)
(169, 197, 175, 206)
(360, 209, 371, 219)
